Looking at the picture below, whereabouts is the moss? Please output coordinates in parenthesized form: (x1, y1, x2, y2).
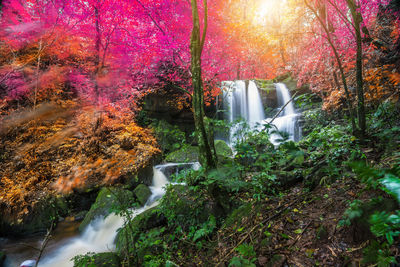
(115, 206, 166, 254)
(133, 184, 151, 206)
(215, 140, 232, 158)
(165, 145, 199, 162)
(79, 187, 134, 232)
(0, 195, 69, 236)
(74, 252, 121, 267)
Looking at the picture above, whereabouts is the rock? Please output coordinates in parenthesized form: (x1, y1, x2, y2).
(79, 187, 134, 232)
(165, 145, 199, 162)
(73, 252, 120, 267)
(215, 139, 232, 158)
(115, 206, 166, 254)
(133, 184, 151, 206)
(0, 196, 69, 237)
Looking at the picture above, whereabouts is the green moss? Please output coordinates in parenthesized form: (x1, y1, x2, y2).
(74, 252, 121, 267)
(79, 187, 134, 232)
(133, 184, 151, 206)
(215, 140, 232, 158)
(165, 145, 199, 162)
(115, 206, 165, 254)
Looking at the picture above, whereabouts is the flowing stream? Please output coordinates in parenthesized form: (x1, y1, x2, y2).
(220, 80, 301, 146)
(3, 163, 198, 267)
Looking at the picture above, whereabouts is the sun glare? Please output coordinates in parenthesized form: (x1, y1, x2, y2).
(254, 0, 286, 25)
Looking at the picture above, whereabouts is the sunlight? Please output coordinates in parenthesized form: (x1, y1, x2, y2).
(254, 0, 286, 25)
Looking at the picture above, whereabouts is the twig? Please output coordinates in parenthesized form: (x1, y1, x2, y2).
(288, 220, 312, 249)
(217, 198, 302, 266)
(267, 92, 298, 126)
(35, 222, 54, 267)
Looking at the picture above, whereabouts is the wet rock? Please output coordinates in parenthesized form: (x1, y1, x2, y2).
(215, 139, 232, 158)
(115, 206, 166, 254)
(165, 145, 199, 162)
(79, 187, 134, 232)
(0, 196, 69, 237)
(133, 184, 151, 206)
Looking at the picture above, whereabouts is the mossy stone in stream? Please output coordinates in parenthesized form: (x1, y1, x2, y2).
(0, 196, 69, 236)
(73, 252, 120, 267)
(165, 145, 199, 162)
(133, 184, 151, 206)
(79, 187, 134, 232)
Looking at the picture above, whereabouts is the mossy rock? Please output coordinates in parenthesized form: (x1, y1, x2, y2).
(79, 187, 134, 232)
(0, 196, 69, 236)
(133, 184, 151, 206)
(165, 145, 199, 162)
(115, 206, 166, 254)
(215, 140, 232, 158)
(74, 252, 120, 267)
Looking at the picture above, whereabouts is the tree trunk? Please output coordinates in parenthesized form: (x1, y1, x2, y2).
(94, 3, 101, 103)
(190, 0, 217, 169)
(347, 0, 366, 139)
(305, 0, 358, 134)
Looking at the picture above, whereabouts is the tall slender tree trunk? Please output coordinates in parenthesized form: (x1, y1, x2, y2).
(305, 0, 358, 134)
(94, 2, 101, 103)
(347, 0, 366, 139)
(190, 0, 217, 169)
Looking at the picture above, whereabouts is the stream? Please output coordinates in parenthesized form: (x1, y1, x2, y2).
(3, 163, 199, 267)
(3, 80, 299, 266)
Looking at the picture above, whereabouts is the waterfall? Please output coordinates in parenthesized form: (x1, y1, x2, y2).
(31, 163, 198, 267)
(220, 80, 300, 146)
(222, 80, 265, 125)
(266, 83, 300, 145)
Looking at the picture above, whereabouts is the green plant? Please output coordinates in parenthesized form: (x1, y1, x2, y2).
(151, 120, 186, 154)
(229, 244, 257, 267)
(346, 161, 400, 266)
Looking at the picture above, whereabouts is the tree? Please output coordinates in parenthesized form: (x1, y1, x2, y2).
(190, 0, 217, 169)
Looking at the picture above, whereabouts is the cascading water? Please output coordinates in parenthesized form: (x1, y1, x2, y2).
(221, 80, 265, 145)
(222, 80, 265, 124)
(8, 163, 198, 267)
(266, 83, 301, 145)
(220, 80, 301, 146)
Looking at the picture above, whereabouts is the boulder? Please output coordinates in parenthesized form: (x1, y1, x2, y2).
(0, 196, 69, 237)
(133, 184, 151, 206)
(115, 206, 166, 254)
(79, 187, 134, 232)
(165, 145, 199, 162)
(215, 139, 232, 158)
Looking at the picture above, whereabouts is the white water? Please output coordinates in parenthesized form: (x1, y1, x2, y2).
(265, 83, 301, 145)
(36, 163, 196, 267)
(222, 80, 265, 125)
(221, 81, 300, 146)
